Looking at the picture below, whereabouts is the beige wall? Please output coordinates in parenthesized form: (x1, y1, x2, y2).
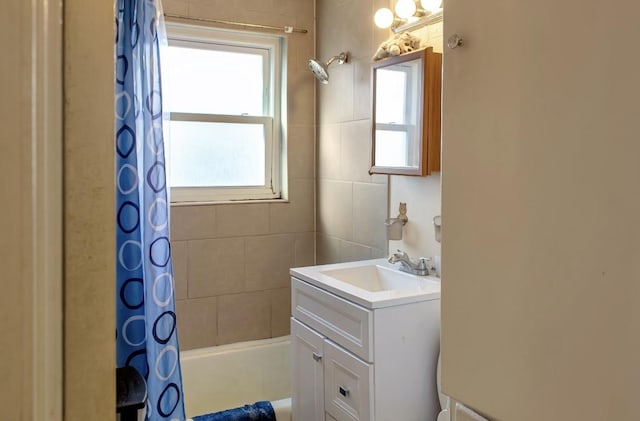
(441, 0, 640, 419)
(316, 0, 390, 264)
(2, 0, 64, 419)
(2, 1, 38, 418)
(64, 0, 115, 419)
(388, 22, 443, 261)
(163, 0, 316, 350)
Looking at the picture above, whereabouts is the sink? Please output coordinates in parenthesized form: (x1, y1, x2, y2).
(321, 264, 426, 292)
(290, 258, 441, 309)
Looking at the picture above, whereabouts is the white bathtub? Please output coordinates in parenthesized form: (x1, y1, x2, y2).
(180, 336, 291, 419)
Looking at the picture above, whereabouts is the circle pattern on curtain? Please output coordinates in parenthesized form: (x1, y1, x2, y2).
(115, 1, 185, 419)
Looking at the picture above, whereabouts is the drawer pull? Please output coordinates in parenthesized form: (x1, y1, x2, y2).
(312, 352, 323, 362)
(339, 386, 349, 397)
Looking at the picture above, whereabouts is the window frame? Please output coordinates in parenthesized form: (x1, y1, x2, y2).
(163, 22, 284, 203)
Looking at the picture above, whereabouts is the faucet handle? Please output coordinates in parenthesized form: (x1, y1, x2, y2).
(395, 249, 408, 257)
(417, 257, 435, 275)
(416, 257, 430, 268)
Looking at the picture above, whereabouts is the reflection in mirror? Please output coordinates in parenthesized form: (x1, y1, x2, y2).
(370, 47, 442, 176)
(374, 58, 421, 168)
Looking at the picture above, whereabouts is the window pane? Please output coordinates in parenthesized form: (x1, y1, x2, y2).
(375, 130, 412, 167)
(163, 46, 265, 115)
(169, 121, 265, 187)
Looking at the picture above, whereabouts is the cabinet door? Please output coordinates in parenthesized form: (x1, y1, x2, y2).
(291, 318, 325, 421)
(323, 340, 373, 421)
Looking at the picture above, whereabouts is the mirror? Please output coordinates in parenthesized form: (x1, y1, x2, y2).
(370, 47, 441, 176)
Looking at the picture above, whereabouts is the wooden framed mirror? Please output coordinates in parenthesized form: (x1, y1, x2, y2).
(370, 47, 442, 176)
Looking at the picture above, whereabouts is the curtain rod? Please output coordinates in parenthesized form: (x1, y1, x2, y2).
(164, 13, 308, 34)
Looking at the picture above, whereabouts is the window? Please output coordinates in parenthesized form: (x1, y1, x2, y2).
(162, 23, 284, 202)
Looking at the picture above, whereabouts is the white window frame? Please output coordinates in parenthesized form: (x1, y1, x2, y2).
(163, 22, 284, 203)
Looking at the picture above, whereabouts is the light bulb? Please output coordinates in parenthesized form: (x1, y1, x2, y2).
(420, 0, 442, 13)
(374, 8, 394, 29)
(395, 0, 417, 19)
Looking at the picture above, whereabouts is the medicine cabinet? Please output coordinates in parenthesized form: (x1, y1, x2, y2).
(370, 47, 442, 176)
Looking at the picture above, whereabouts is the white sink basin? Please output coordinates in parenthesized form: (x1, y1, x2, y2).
(321, 264, 427, 292)
(290, 258, 440, 309)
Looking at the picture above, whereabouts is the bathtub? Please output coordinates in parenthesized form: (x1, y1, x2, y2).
(180, 336, 292, 420)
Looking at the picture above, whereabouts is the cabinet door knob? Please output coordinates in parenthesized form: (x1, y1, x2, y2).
(312, 352, 322, 362)
(339, 386, 349, 397)
(447, 34, 464, 49)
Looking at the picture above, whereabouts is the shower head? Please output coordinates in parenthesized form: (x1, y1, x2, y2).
(308, 52, 349, 84)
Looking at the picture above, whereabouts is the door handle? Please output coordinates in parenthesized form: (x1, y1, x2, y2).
(312, 352, 322, 362)
(339, 386, 349, 397)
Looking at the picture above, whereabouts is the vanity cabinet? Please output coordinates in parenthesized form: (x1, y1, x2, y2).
(290, 275, 441, 421)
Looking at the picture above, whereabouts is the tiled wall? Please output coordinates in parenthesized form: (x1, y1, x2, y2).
(316, 0, 392, 264)
(163, 0, 316, 350)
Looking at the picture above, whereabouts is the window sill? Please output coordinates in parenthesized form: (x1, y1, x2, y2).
(170, 198, 290, 207)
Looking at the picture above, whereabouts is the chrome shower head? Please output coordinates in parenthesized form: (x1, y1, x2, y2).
(308, 52, 349, 84)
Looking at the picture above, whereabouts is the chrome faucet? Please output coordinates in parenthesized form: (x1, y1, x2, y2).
(388, 250, 431, 276)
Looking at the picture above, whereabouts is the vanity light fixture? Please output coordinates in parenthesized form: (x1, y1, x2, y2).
(395, 0, 419, 19)
(374, 0, 443, 33)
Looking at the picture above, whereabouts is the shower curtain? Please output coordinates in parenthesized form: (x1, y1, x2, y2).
(115, 0, 185, 419)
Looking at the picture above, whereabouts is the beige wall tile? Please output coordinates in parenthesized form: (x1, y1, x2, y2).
(170, 204, 216, 241)
(341, 120, 374, 183)
(172, 240, 188, 300)
(353, 57, 373, 121)
(162, 0, 188, 16)
(353, 182, 388, 251)
(175, 297, 217, 350)
(273, 0, 315, 28)
(317, 234, 341, 265)
(187, 0, 250, 22)
(371, 247, 387, 258)
(245, 234, 295, 291)
(295, 232, 316, 267)
(271, 287, 292, 337)
(244, 0, 277, 14)
(288, 35, 316, 77)
(318, 180, 353, 240)
(188, 238, 245, 297)
(339, 240, 373, 263)
(318, 63, 354, 123)
(288, 70, 315, 127)
(316, 0, 393, 270)
(215, 203, 269, 237)
(217, 291, 271, 345)
(287, 125, 315, 179)
(270, 178, 315, 234)
(318, 123, 341, 180)
(372, 173, 389, 184)
(318, 0, 373, 61)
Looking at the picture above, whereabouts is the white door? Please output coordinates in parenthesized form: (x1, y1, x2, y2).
(441, 1, 640, 420)
(291, 318, 325, 421)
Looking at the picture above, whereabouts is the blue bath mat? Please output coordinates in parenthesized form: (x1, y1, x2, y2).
(192, 401, 276, 421)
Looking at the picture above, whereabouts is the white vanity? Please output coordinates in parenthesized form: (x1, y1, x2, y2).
(290, 258, 441, 421)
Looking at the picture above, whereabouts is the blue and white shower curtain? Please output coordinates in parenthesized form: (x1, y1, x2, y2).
(115, 0, 185, 419)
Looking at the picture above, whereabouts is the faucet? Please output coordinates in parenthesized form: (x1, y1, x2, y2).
(388, 250, 431, 276)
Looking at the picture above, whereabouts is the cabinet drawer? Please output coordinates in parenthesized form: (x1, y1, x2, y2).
(324, 340, 373, 421)
(292, 277, 373, 361)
